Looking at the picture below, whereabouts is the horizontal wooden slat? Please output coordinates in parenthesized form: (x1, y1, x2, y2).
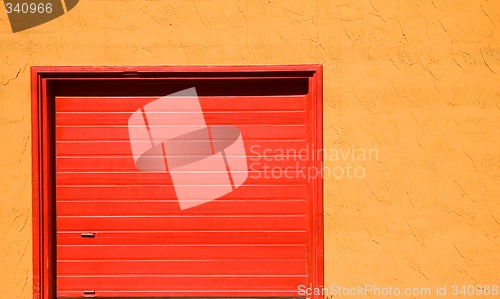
(57, 275, 307, 284)
(57, 290, 302, 297)
(57, 237, 304, 246)
(57, 231, 306, 246)
(56, 155, 310, 172)
(56, 199, 306, 216)
(57, 230, 306, 237)
(56, 140, 307, 156)
(57, 244, 307, 260)
(57, 215, 307, 231)
(57, 259, 307, 275)
(56, 96, 307, 112)
(56, 184, 306, 200)
(56, 125, 306, 141)
(57, 112, 306, 126)
(58, 238, 305, 246)
(56, 170, 308, 185)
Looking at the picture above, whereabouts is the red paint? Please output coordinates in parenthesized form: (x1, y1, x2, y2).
(32, 65, 323, 299)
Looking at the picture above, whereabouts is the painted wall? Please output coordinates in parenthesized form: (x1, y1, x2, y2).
(0, 0, 498, 298)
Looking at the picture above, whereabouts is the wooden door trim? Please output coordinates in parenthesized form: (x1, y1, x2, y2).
(31, 65, 323, 299)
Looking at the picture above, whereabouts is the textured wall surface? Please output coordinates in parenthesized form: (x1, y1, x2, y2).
(0, 0, 498, 298)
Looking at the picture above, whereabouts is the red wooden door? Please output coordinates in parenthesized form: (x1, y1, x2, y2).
(33, 66, 322, 299)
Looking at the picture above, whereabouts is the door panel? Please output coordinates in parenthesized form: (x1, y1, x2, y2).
(55, 88, 315, 297)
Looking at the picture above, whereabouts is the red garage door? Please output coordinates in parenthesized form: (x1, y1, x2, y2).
(32, 66, 323, 299)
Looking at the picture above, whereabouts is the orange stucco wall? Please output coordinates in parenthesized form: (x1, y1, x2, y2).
(0, 0, 498, 298)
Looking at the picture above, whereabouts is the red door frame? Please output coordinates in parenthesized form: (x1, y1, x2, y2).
(31, 65, 323, 299)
